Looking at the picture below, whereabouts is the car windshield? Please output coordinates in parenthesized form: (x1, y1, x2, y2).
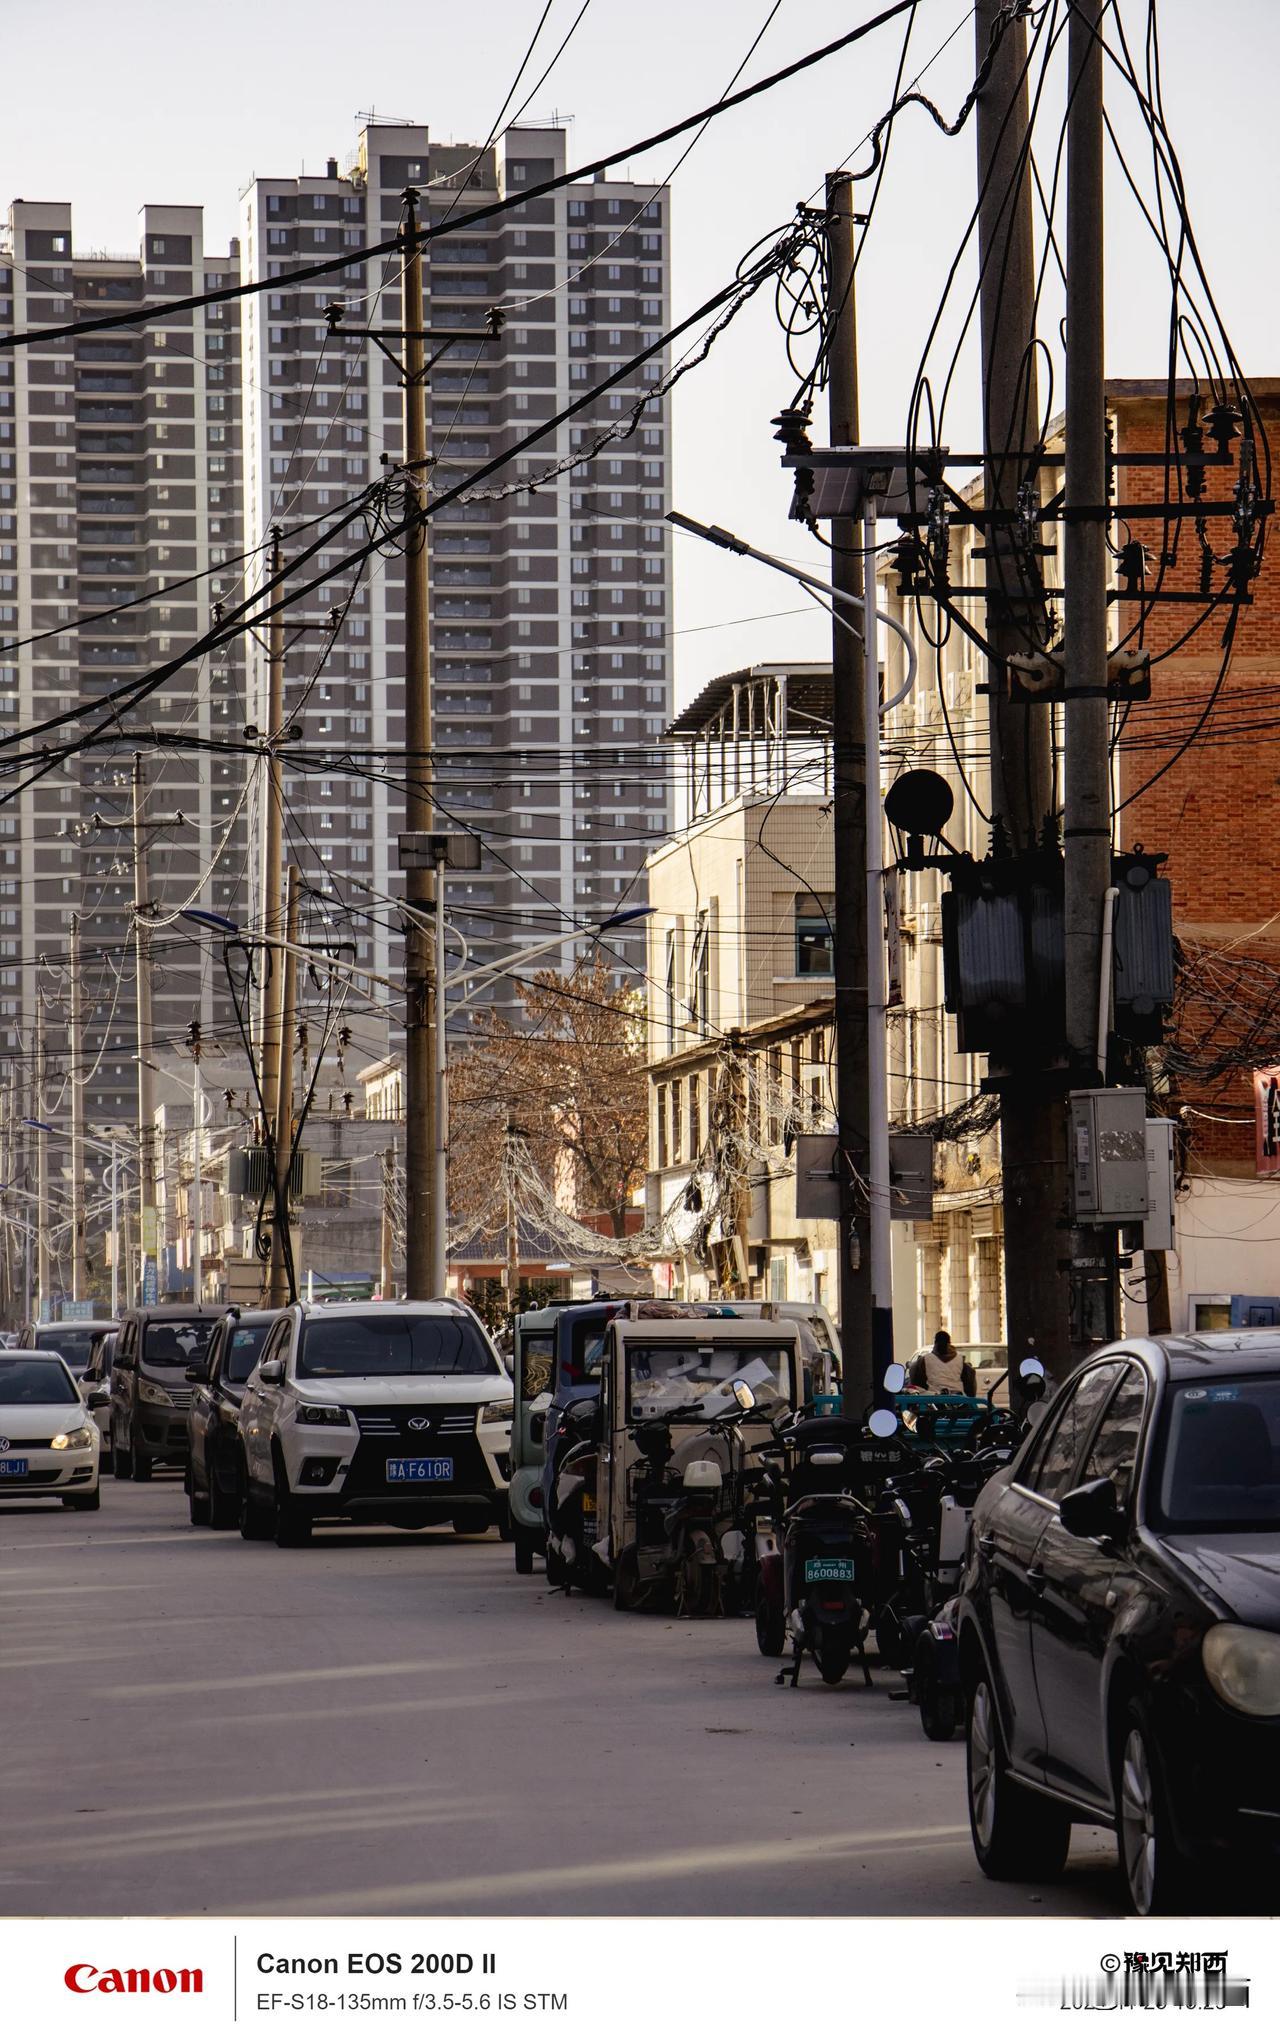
(143, 1319, 217, 1368)
(225, 1323, 274, 1384)
(626, 1343, 793, 1422)
(0, 1357, 79, 1405)
(33, 1327, 101, 1373)
(1156, 1376, 1280, 1531)
(297, 1313, 499, 1378)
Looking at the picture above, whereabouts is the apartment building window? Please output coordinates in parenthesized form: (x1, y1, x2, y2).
(671, 1080, 682, 1162)
(795, 894, 835, 975)
(656, 1085, 668, 1169)
(688, 1075, 701, 1160)
(689, 913, 710, 1035)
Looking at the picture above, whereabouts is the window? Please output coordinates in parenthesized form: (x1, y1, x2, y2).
(795, 894, 835, 976)
(1025, 1362, 1126, 1503)
(1078, 1367, 1148, 1506)
(689, 914, 710, 1034)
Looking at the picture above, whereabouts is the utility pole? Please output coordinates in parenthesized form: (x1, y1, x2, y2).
(132, 753, 158, 1306)
(973, 0, 1071, 1382)
(267, 866, 300, 1308)
(69, 913, 89, 1304)
(380, 1143, 396, 1300)
(1062, 0, 1116, 1364)
(259, 525, 286, 1143)
(504, 1113, 521, 1314)
(34, 999, 49, 1323)
(190, 1023, 204, 1305)
(400, 186, 440, 1297)
(824, 171, 876, 1415)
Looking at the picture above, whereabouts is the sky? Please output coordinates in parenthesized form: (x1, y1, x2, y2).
(6, 0, 1279, 708)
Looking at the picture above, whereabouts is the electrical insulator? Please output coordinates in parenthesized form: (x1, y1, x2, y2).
(1180, 418, 1207, 500)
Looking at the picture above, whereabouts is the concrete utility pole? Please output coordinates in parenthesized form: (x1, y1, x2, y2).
(973, 0, 1071, 1382)
(69, 913, 89, 1304)
(1063, 0, 1117, 1363)
(34, 999, 49, 1323)
(400, 187, 440, 1298)
(504, 1114, 521, 1312)
(259, 525, 286, 1142)
(824, 171, 876, 1416)
(380, 1143, 396, 1300)
(267, 866, 301, 1308)
(190, 1028, 204, 1305)
(132, 753, 158, 1307)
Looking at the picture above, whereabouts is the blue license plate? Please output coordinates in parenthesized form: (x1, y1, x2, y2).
(0, 1459, 29, 1477)
(386, 1457, 453, 1483)
(805, 1557, 854, 1582)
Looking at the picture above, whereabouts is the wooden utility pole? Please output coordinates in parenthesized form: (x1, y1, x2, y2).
(1062, 0, 1118, 1363)
(69, 913, 89, 1303)
(132, 753, 157, 1306)
(267, 866, 300, 1307)
(824, 172, 876, 1415)
(401, 187, 440, 1297)
(973, 0, 1071, 1382)
(259, 525, 286, 1142)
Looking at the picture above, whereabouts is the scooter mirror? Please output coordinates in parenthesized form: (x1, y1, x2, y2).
(731, 1378, 757, 1413)
(882, 1362, 907, 1394)
(867, 1407, 898, 1440)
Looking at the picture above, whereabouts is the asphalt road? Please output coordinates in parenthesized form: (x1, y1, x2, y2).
(1, 1478, 1121, 1918)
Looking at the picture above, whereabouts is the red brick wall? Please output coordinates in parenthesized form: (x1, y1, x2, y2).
(1114, 388, 1280, 1174)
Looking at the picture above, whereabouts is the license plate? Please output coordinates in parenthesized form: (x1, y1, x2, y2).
(386, 1457, 453, 1483)
(805, 1557, 854, 1582)
(0, 1459, 29, 1477)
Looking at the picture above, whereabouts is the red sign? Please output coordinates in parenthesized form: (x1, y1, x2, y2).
(1255, 1067, 1280, 1176)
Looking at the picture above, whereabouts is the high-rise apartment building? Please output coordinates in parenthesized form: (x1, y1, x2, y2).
(239, 120, 672, 1042)
(0, 202, 246, 1131)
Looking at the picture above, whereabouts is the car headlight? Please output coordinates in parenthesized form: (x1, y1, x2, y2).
(294, 1403, 352, 1427)
(1203, 1623, 1280, 1716)
(51, 1425, 97, 1451)
(481, 1399, 514, 1425)
(138, 1377, 173, 1407)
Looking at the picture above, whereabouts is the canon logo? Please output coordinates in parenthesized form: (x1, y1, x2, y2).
(64, 1966, 203, 1996)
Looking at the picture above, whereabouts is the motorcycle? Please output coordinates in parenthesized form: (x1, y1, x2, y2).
(544, 1392, 606, 1593)
(754, 1402, 917, 1687)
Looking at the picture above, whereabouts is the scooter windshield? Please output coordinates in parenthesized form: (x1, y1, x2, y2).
(627, 1343, 792, 1422)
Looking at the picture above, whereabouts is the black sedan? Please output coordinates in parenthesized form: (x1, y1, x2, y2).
(186, 1310, 280, 1528)
(955, 1332, 1280, 1914)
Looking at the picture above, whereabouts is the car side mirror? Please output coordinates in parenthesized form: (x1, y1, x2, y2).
(84, 1385, 109, 1410)
(185, 1363, 208, 1383)
(258, 1358, 285, 1386)
(1058, 1476, 1122, 1540)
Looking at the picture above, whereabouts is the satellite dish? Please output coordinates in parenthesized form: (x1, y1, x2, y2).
(884, 769, 954, 840)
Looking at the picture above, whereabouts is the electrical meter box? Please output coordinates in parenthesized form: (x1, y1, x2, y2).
(1069, 1089, 1150, 1223)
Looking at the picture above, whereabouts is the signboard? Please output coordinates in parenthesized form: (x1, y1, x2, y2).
(141, 1207, 158, 1255)
(62, 1300, 95, 1322)
(1255, 1067, 1280, 1178)
(142, 1260, 158, 1306)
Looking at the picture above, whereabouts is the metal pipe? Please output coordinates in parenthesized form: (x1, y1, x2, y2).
(1097, 885, 1119, 1080)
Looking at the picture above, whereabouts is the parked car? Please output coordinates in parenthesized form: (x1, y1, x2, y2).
(955, 1330, 1280, 1914)
(109, 1306, 224, 1481)
(27, 1319, 118, 1380)
(186, 1309, 281, 1528)
(81, 1330, 118, 1465)
(0, 1351, 103, 1510)
(236, 1301, 513, 1546)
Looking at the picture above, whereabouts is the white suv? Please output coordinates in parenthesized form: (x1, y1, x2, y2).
(236, 1301, 513, 1546)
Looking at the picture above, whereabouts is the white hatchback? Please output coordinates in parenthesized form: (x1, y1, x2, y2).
(0, 1352, 104, 1511)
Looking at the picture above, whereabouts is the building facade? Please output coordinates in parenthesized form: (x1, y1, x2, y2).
(239, 119, 672, 1054)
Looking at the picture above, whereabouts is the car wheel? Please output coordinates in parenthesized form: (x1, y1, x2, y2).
(496, 1503, 515, 1544)
(208, 1471, 238, 1531)
(130, 1442, 153, 1483)
(239, 1463, 276, 1542)
(612, 1544, 650, 1612)
(967, 1672, 1071, 1880)
(63, 1488, 101, 1512)
(185, 1463, 211, 1528)
(920, 1677, 961, 1743)
(111, 1427, 132, 1480)
(513, 1528, 536, 1576)
(273, 1455, 311, 1546)
(1115, 1706, 1198, 1916)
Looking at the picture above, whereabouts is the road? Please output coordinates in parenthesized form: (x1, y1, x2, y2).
(1, 1479, 1120, 1917)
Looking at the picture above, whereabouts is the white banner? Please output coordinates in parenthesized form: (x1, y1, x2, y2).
(0, 1915, 1269, 2036)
